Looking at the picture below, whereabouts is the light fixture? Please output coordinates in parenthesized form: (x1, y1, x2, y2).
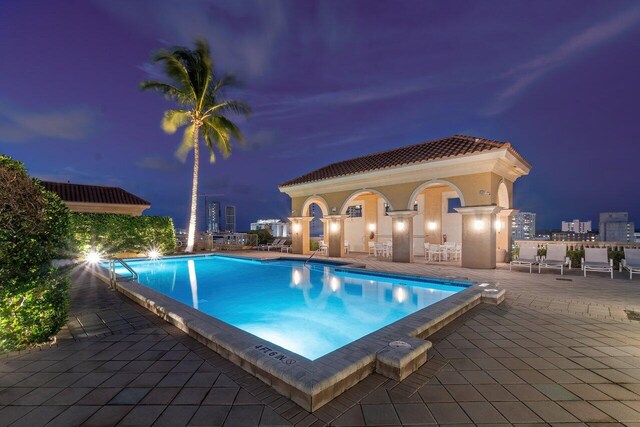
(292, 223, 301, 233)
(395, 221, 406, 232)
(147, 248, 161, 260)
(494, 220, 502, 232)
(330, 222, 340, 232)
(86, 250, 101, 265)
(368, 223, 376, 232)
(427, 221, 437, 231)
(473, 219, 484, 231)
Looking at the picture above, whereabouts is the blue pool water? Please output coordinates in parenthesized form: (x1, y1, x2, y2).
(107, 255, 468, 360)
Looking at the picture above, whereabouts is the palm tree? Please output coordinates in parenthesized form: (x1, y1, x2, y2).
(141, 38, 250, 252)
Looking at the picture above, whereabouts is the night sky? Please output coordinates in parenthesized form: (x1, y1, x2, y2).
(1, 1, 639, 232)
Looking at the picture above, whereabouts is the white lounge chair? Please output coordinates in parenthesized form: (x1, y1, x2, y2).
(318, 240, 328, 255)
(538, 244, 571, 275)
(582, 248, 613, 279)
(266, 239, 284, 251)
(621, 248, 640, 279)
(510, 245, 538, 273)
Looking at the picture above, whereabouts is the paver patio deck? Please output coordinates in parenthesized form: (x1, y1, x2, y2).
(2, 251, 640, 426)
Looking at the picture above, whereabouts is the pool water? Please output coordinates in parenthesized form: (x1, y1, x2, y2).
(108, 255, 467, 360)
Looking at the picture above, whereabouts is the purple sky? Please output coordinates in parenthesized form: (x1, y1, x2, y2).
(1, 1, 639, 231)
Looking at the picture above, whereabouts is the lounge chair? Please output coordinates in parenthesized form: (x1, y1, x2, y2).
(582, 248, 613, 279)
(621, 248, 640, 279)
(538, 244, 571, 275)
(280, 240, 292, 253)
(266, 239, 284, 251)
(510, 245, 538, 273)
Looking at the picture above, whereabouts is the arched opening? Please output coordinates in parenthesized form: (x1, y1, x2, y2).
(339, 190, 393, 253)
(497, 181, 510, 209)
(301, 196, 329, 252)
(408, 180, 466, 259)
(496, 180, 511, 259)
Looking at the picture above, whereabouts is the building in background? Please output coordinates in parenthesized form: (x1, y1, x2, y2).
(225, 205, 236, 233)
(635, 231, 640, 243)
(206, 200, 221, 233)
(250, 219, 289, 237)
(599, 212, 634, 242)
(552, 231, 598, 242)
(561, 219, 592, 234)
(512, 212, 536, 240)
(309, 203, 324, 237)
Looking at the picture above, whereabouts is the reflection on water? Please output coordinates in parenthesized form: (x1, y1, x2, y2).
(112, 257, 464, 360)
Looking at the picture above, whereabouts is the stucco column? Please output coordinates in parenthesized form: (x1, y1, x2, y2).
(455, 206, 502, 269)
(496, 208, 518, 262)
(288, 216, 312, 255)
(324, 215, 345, 257)
(388, 210, 417, 263)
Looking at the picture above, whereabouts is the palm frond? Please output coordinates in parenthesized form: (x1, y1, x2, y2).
(161, 110, 191, 134)
(202, 120, 231, 161)
(203, 100, 252, 117)
(175, 124, 196, 162)
(140, 81, 189, 103)
(152, 50, 197, 100)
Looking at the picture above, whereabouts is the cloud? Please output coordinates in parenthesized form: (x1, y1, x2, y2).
(95, 0, 289, 79)
(0, 99, 96, 143)
(137, 156, 183, 172)
(485, 6, 640, 115)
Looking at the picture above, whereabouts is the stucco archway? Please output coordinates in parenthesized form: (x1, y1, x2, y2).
(339, 189, 393, 252)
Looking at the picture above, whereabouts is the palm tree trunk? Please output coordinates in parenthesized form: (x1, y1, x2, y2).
(185, 125, 200, 252)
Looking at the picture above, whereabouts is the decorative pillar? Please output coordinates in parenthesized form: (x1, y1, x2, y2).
(455, 206, 502, 269)
(388, 210, 417, 263)
(496, 209, 518, 263)
(288, 216, 312, 255)
(324, 215, 345, 258)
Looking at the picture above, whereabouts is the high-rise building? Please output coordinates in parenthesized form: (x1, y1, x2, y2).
(561, 219, 592, 234)
(599, 212, 634, 242)
(206, 200, 221, 233)
(225, 205, 236, 233)
(512, 212, 536, 241)
(250, 219, 289, 237)
(309, 203, 324, 237)
(552, 231, 598, 242)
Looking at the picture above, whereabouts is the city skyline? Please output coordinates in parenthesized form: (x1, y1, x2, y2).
(1, 1, 640, 230)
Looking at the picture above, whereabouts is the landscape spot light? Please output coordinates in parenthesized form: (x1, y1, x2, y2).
(86, 250, 101, 265)
(148, 249, 161, 260)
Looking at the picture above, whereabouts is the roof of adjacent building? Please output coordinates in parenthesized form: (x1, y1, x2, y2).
(279, 134, 529, 187)
(41, 181, 151, 206)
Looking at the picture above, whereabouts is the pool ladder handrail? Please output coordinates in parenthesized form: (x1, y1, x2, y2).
(303, 249, 320, 266)
(108, 258, 139, 288)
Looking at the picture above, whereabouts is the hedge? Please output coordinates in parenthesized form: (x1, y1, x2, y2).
(69, 213, 176, 256)
(0, 155, 71, 351)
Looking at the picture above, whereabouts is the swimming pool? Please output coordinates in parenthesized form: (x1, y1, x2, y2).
(109, 255, 468, 360)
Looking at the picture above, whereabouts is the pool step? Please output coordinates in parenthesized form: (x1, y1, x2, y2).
(376, 337, 432, 381)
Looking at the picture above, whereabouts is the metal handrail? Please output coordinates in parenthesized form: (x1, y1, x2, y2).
(109, 258, 138, 287)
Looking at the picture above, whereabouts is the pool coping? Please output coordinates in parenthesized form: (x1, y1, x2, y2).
(90, 254, 504, 411)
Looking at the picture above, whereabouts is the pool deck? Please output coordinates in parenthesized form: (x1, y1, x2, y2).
(2, 251, 640, 425)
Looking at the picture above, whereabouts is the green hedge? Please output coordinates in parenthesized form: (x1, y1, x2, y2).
(0, 155, 71, 351)
(69, 213, 176, 256)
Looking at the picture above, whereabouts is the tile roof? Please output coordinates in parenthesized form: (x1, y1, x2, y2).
(280, 135, 527, 187)
(41, 181, 151, 206)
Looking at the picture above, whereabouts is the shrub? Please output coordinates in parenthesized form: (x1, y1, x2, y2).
(0, 155, 70, 351)
(247, 229, 274, 245)
(69, 213, 176, 256)
(310, 241, 319, 251)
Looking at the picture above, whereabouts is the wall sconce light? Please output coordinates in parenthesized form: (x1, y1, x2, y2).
(494, 220, 502, 232)
(368, 223, 376, 232)
(330, 222, 340, 232)
(331, 207, 337, 213)
(473, 219, 485, 231)
(427, 221, 437, 231)
(292, 223, 301, 233)
(395, 221, 406, 232)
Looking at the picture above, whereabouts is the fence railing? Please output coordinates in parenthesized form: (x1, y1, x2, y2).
(515, 240, 640, 251)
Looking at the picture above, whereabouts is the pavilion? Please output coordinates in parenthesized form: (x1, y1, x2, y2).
(279, 135, 531, 268)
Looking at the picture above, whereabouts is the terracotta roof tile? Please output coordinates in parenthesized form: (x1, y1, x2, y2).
(280, 135, 522, 187)
(41, 181, 150, 206)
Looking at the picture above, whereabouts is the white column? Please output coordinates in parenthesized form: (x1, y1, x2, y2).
(455, 206, 502, 269)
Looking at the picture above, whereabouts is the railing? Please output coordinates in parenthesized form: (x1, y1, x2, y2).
(108, 258, 138, 288)
(515, 240, 640, 250)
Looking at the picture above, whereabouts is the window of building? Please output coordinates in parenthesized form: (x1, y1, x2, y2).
(346, 205, 362, 218)
(447, 197, 462, 214)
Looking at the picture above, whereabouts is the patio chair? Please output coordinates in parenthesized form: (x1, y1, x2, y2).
(368, 241, 376, 256)
(344, 241, 350, 254)
(266, 239, 284, 251)
(425, 243, 442, 262)
(538, 244, 571, 275)
(582, 248, 613, 279)
(510, 245, 538, 273)
(280, 240, 292, 253)
(621, 248, 640, 279)
(454, 242, 462, 261)
(318, 240, 328, 255)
